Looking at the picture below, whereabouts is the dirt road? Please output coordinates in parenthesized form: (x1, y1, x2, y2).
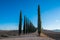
(0, 32, 55, 40)
(0, 37, 55, 40)
(0, 30, 56, 40)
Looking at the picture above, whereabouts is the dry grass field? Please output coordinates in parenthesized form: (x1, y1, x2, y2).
(43, 30, 60, 40)
(0, 30, 59, 40)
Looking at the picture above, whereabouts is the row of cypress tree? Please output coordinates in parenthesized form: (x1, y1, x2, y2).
(23, 16, 36, 34)
(19, 11, 36, 35)
(19, 5, 41, 36)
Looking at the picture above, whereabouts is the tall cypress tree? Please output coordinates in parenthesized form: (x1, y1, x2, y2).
(23, 16, 26, 34)
(38, 5, 41, 35)
(25, 17, 29, 33)
(19, 10, 22, 35)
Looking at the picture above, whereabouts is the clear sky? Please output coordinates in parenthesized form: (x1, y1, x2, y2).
(0, 0, 60, 30)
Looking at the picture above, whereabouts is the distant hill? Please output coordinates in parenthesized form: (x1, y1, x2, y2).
(53, 29, 60, 32)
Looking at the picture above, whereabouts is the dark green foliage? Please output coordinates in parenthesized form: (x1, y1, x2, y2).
(29, 21, 36, 33)
(26, 17, 36, 33)
(19, 11, 22, 35)
(23, 16, 26, 34)
(23, 16, 36, 34)
(38, 5, 41, 35)
(25, 17, 29, 33)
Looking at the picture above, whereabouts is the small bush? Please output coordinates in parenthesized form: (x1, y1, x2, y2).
(1, 34, 8, 37)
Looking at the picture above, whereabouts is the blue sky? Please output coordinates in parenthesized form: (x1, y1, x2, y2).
(0, 0, 60, 30)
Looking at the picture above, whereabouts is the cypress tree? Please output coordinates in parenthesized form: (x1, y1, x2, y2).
(26, 18, 30, 33)
(25, 17, 29, 33)
(19, 10, 22, 35)
(30, 21, 36, 33)
(38, 5, 41, 35)
(23, 16, 26, 34)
